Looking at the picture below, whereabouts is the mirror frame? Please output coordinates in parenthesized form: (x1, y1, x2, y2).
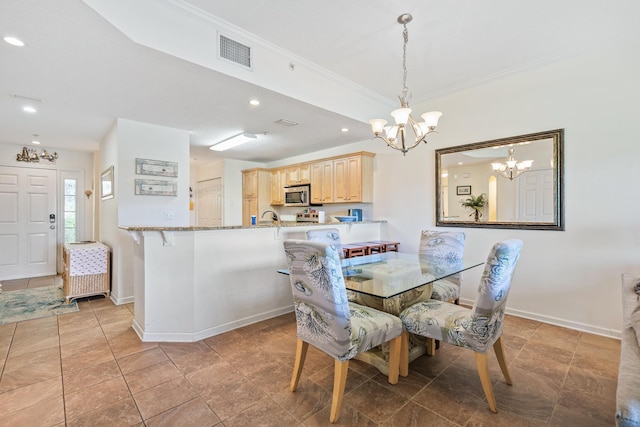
(435, 129, 564, 231)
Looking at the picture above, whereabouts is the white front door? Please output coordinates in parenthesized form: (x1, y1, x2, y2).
(0, 166, 57, 280)
(197, 178, 223, 227)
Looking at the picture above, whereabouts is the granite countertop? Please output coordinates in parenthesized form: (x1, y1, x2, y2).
(119, 220, 386, 232)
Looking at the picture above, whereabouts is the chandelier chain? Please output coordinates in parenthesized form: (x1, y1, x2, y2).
(400, 24, 409, 105)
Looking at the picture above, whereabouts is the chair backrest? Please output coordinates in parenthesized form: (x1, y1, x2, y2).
(283, 239, 352, 360)
(419, 230, 465, 280)
(306, 228, 343, 258)
(466, 239, 523, 351)
(418, 230, 465, 261)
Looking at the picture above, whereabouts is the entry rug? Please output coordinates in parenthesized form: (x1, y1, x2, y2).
(0, 285, 79, 325)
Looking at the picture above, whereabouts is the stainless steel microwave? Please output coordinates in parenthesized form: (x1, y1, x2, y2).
(284, 185, 310, 207)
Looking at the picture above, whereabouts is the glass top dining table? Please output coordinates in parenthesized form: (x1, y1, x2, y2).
(279, 251, 484, 300)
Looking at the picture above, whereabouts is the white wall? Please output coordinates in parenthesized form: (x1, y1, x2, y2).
(223, 159, 264, 226)
(371, 37, 639, 337)
(117, 119, 190, 227)
(99, 118, 190, 303)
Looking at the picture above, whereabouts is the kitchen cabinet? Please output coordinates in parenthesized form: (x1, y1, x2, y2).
(333, 153, 374, 203)
(310, 160, 334, 203)
(242, 168, 271, 226)
(269, 168, 287, 205)
(285, 164, 311, 186)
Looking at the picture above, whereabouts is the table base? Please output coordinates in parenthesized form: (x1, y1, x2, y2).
(352, 283, 433, 375)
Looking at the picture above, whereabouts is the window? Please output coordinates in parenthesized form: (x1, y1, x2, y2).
(63, 178, 77, 243)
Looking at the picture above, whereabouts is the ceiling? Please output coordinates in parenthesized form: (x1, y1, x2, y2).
(1, 0, 639, 164)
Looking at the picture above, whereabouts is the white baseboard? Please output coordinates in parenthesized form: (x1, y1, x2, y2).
(459, 298, 621, 339)
(133, 305, 295, 342)
(110, 294, 134, 305)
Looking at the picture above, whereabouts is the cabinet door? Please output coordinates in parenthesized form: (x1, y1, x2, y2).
(270, 169, 286, 205)
(345, 156, 362, 202)
(286, 164, 311, 185)
(320, 161, 334, 203)
(242, 198, 258, 226)
(333, 158, 349, 202)
(242, 170, 258, 198)
(298, 164, 311, 184)
(334, 156, 362, 202)
(311, 161, 334, 203)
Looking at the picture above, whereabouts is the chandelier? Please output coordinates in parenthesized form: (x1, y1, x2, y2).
(369, 14, 442, 155)
(16, 146, 58, 163)
(491, 148, 533, 180)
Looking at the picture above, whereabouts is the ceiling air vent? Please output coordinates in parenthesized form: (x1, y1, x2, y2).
(219, 34, 251, 68)
(275, 119, 299, 127)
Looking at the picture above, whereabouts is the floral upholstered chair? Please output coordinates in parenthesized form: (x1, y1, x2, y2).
(306, 227, 361, 303)
(418, 230, 466, 304)
(306, 228, 344, 258)
(400, 239, 523, 413)
(283, 239, 403, 423)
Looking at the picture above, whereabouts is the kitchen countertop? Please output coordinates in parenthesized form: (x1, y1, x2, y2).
(119, 220, 386, 232)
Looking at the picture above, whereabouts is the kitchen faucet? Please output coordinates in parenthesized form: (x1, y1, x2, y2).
(261, 210, 280, 226)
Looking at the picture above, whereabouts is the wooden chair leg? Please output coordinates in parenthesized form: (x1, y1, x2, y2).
(329, 359, 349, 423)
(399, 331, 410, 377)
(290, 339, 308, 392)
(426, 337, 436, 356)
(387, 335, 401, 384)
(474, 352, 497, 413)
(493, 336, 513, 385)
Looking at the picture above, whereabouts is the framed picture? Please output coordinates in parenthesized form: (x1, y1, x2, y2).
(456, 185, 471, 196)
(135, 179, 178, 196)
(135, 158, 178, 177)
(100, 166, 114, 200)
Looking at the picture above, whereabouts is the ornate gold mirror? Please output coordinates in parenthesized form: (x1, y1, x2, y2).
(435, 129, 564, 230)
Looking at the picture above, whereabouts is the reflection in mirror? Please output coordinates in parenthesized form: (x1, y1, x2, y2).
(436, 129, 564, 230)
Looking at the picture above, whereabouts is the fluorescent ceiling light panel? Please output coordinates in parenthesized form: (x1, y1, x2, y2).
(210, 132, 257, 151)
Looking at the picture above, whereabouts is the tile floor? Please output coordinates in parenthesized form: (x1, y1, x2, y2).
(0, 276, 620, 426)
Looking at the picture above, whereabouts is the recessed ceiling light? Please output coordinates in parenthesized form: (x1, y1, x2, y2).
(341, 128, 349, 132)
(4, 36, 25, 47)
(32, 140, 40, 145)
(23, 106, 37, 113)
(249, 99, 260, 106)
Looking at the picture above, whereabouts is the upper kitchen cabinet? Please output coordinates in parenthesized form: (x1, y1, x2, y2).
(310, 160, 334, 204)
(285, 164, 311, 186)
(270, 168, 287, 205)
(333, 153, 374, 203)
(242, 168, 271, 226)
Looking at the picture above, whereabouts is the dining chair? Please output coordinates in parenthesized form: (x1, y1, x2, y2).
(306, 228, 344, 258)
(400, 238, 523, 413)
(283, 239, 403, 423)
(306, 228, 360, 302)
(418, 230, 466, 304)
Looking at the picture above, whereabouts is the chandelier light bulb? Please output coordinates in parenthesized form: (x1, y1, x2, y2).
(369, 119, 387, 134)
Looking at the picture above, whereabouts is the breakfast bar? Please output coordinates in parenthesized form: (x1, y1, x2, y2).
(120, 220, 387, 342)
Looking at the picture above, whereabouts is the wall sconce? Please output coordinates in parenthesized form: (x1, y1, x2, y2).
(84, 190, 92, 199)
(16, 146, 58, 163)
